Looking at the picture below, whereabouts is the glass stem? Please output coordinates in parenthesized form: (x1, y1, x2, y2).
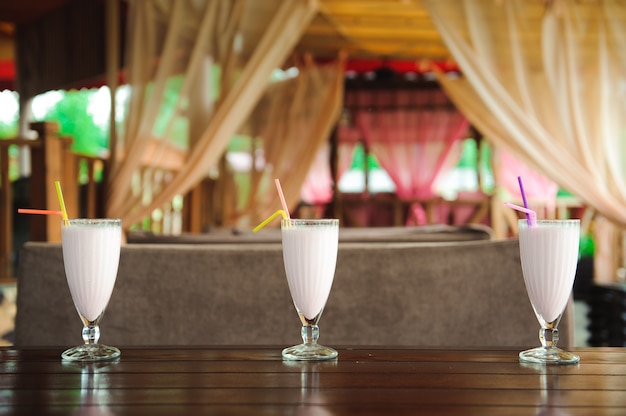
(301, 324, 319, 345)
(539, 327, 559, 349)
(82, 324, 100, 345)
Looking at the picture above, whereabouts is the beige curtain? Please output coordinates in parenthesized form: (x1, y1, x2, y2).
(106, 0, 318, 228)
(238, 54, 346, 227)
(424, 0, 626, 230)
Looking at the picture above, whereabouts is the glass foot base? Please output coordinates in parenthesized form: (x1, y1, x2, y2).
(519, 347, 579, 365)
(282, 343, 338, 361)
(62, 344, 121, 362)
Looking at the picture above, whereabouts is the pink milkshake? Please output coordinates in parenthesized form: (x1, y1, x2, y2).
(518, 219, 580, 364)
(518, 220, 579, 324)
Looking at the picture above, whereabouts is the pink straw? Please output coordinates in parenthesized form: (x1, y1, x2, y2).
(504, 202, 537, 226)
(274, 178, 290, 219)
(517, 176, 531, 226)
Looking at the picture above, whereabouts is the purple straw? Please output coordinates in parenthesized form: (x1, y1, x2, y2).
(504, 202, 537, 227)
(517, 176, 531, 226)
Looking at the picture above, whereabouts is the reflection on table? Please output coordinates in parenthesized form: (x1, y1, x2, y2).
(1, 346, 624, 415)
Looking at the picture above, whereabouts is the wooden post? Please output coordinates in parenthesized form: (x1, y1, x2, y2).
(29, 122, 72, 242)
(60, 136, 78, 219)
(85, 159, 98, 218)
(329, 126, 341, 221)
(0, 143, 12, 278)
(393, 199, 403, 226)
(185, 186, 204, 233)
(426, 198, 437, 224)
(0, 123, 93, 277)
(489, 146, 506, 239)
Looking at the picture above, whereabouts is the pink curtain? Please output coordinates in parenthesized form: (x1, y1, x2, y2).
(300, 144, 334, 205)
(300, 142, 356, 206)
(497, 150, 559, 214)
(354, 89, 469, 224)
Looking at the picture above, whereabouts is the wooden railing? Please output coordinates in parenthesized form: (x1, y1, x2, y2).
(1, 121, 592, 280)
(0, 122, 106, 279)
(0, 121, 210, 279)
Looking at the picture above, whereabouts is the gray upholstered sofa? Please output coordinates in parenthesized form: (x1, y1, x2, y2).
(14, 234, 574, 350)
(126, 224, 493, 244)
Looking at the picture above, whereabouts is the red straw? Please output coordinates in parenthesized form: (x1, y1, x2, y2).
(18, 208, 63, 217)
(274, 179, 290, 219)
(517, 176, 531, 226)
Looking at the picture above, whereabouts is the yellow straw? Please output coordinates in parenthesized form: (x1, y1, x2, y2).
(253, 210, 288, 233)
(54, 181, 69, 221)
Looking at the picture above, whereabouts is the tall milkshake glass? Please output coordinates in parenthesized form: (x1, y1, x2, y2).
(518, 219, 580, 364)
(281, 219, 339, 360)
(61, 219, 122, 362)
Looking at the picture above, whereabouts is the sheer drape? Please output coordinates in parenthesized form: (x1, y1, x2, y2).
(353, 89, 469, 225)
(425, 0, 626, 229)
(300, 144, 334, 207)
(496, 149, 559, 216)
(106, 0, 317, 228)
(240, 55, 346, 226)
(300, 137, 357, 206)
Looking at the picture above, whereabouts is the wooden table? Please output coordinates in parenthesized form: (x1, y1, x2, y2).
(1, 346, 625, 415)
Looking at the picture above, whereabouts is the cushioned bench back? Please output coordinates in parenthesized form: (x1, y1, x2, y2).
(15, 238, 573, 349)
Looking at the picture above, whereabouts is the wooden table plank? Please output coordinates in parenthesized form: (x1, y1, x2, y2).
(3, 346, 624, 361)
(2, 371, 626, 390)
(3, 386, 626, 405)
(4, 404, 624, 416)
(2, 403, 626, 416)
(1, 346, 625, 415)
(4, 359, 626, 376)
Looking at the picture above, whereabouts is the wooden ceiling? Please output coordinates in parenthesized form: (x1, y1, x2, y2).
(0, 0, 72, 26)
(297, 0, 450, 61)
(0, 0, 450, 62)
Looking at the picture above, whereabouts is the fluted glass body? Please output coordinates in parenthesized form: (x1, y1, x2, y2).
(61, 219, 122, 361)
(281, 219, 339, 360)
(518, 219, 580, 364)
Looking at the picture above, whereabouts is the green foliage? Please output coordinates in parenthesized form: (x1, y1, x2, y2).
(153, 76, 184, 129)
(228, 135, 253, 152)
(478, 140, 494, 193)
(0, 91, 19, 138)
(350, 143, 381, 169)
(38, 90, 109, 156)
(0, 121, 17, 138)
(457, 138, 477, 168)
(579, 234, 595, 257)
